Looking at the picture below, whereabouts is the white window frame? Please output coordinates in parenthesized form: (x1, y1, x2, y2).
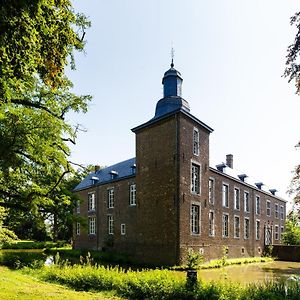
(222, 213, 229, 238)
(108, 215, 114, 235)
(256, 220, 260, 240)
(280, 205, 284, 220)
(274, 225, 279, 240)
(193, 127, 199, 156)
(244, 191, 250, 213)
(244, 217, 250, 239)
(222, 183, 229, 208)
(208, 210, 215, 237)
(88, 192, 96, 211)
(121, 223, 126, 235)
(129, 184, 136, 206)
(108, 188, 114, 208)
(255, 195, 260, 215)
(190, 203, 200, 235)
(88, 217, 96, 235)
(280, 226, 284, 239)
(191, 163, 201, 195)
(275, 203, 279, 219)
(234, 215, 240, 239)
(76, 222, 80, 235)
(234, 187, 240, 210)
(208, 178, 215, 204)
(266, 200, 271, 217)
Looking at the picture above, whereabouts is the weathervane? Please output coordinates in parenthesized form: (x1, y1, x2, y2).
(171, 46, 175, 68)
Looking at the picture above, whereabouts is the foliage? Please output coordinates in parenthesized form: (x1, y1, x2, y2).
(0, 207, 18, 248)
(282, 213, 300, 245)
(186, 248, 204, 270)
(0, 266, 121, 300)
(0, 0, 91, 223)
(2, 240, 69, 250)
(284, 12, 300, 95)
(20, 263, 300, 300)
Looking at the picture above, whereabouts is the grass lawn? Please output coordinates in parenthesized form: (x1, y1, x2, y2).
(0, 266, 122, 300)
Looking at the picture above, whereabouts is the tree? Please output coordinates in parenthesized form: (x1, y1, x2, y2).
(284, 12, 300, 94)
(0, 207, 18, 248)
(282, 212, 300, 245)
(0, 1, 91, 214)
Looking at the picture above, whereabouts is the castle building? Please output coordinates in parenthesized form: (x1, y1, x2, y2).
(73, 63, 286, 265)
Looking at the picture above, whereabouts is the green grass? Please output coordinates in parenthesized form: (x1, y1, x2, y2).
(0, 266, 122, 300)
(2, 240, 70, 250)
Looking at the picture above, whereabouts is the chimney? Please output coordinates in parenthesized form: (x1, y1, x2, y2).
(269, 189, 277, 196)
(95, 165, 100, 173)
(226, 154, 233, 168)
(255, 182, 264, 190)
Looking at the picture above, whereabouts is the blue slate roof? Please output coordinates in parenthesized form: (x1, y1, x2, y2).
(74, 157, 136, 191)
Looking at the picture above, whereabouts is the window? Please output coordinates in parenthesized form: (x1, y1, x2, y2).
(76, 200, 80, 214)
(222, 184, 229, 208)
(129, 184, 136, 206)
(108, 188, 114, 208)
(256, 220, 260, 240)
(222, 214, 229, 237)
(76, 222, 80, 235)
(208, 178, 215, 204)
(88, 193, 95, 211)
(266, 200, 271, 217)
(275, 203, 279, 219)
(255, 196, 260, 215)
(209, 211, 215, 236)
(234, 216, 240, 238)
(191, 164, 200, 194)
(244, 191, 250, 213)
(88, 217, 96, 235)
(244, 218, 250, 239)
(280, 205, 284, 220)
(121, 224, 126, 235)
(108, 215, 114, 235)
(280, 226, 284, 239)
(274, 225, 279, 240)
(191, 204, 200, 234)
(193, 128, 199, 156)
(234, 188, 240, 210)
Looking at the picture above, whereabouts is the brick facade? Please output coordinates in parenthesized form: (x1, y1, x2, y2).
(73, 64, 286, 265)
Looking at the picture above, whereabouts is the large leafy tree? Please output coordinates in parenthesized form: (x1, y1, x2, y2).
(284, 12, 300, 215)
(282, 212, 300, 245)
(0, 1, 91, 214)
(284, 12, 300, 94)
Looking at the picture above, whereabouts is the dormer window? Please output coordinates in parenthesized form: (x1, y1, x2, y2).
(91, 176, 99, 185)
(110, 170, 118, 180)
(131, 164, 136, 175)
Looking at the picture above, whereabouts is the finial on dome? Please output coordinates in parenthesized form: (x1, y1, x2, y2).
(171, 47, 175, 68)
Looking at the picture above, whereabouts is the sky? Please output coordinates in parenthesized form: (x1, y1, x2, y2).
(67, 1, 300, 210)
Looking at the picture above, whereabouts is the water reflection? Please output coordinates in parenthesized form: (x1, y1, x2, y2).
(198, 261, 300, 285)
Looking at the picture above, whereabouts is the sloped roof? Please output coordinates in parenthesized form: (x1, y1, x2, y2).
(74, 157, 136, 191)
(209, 159, 286, 201)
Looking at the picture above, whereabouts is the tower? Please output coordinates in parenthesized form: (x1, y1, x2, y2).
(132, 63, 213, 265)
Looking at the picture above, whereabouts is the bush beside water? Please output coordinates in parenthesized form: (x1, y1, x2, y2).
(20, 260, 300, 300)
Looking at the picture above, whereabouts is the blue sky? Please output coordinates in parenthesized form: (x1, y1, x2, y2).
(67, 1, 300, 208)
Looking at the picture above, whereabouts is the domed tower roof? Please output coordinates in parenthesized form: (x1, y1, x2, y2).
(154, 62, 190, 119)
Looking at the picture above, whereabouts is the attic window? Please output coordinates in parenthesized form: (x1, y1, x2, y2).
(216, 163, 226, 172)
(110, 170, 118, 180)
(91, 176, 99, 185)
(238, 174, 248, 182)
(131, 164, 136, 175)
